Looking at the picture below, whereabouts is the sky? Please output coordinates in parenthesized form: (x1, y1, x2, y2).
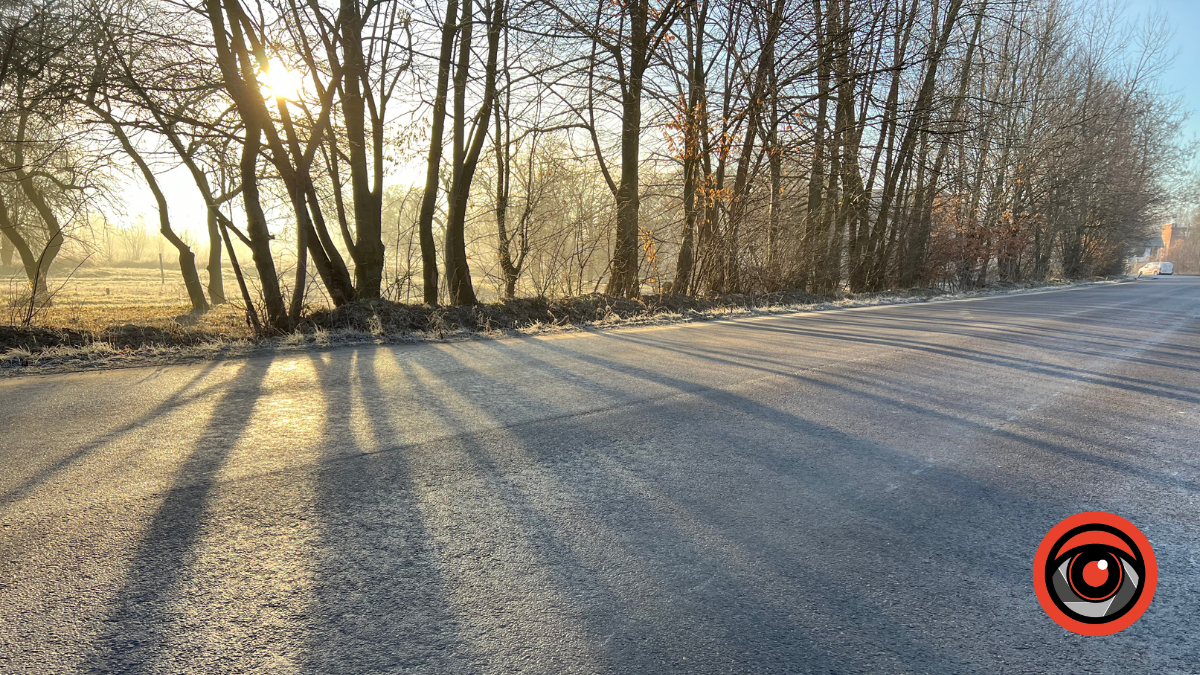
(118, 0, 1200, 244)
(1123, 0, 1200, 140)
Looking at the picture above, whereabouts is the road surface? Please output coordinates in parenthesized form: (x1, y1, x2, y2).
(2, 278, 1198, 674)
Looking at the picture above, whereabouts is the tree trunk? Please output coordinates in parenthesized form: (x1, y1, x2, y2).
(240, 121, 289, 330)
(339, 0, 385, 298)
(672, 3, 706, 295)
(0, 229, 12, 267)
(9, 111, 61, 296)
(206, 208, 225, 304)
(805, 0, 832, 292)
(863, 0, 962, 290)
(100, 109, 209, 313)
(608, 69, 645, 298)
(900, 0, 985, 287)
(493, 84, 524, 300)
(0, 192, 46, 295)
(414, 0, 460, 306)
(724, 0, 785, 294)
(850, 2, 915, 292)
(445, 0, 503, 305)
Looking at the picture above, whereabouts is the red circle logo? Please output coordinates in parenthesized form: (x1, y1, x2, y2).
(1033, 511, 1156, 636)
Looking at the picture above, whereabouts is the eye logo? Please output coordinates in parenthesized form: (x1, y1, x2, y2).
(1033, 511, 1156, 636)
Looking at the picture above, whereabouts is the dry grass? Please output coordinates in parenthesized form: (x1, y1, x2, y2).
(3, 265, 255, 341)
(0, 263, 1121, 375)
(38, 265, 201, 308)
(40, 303, 253, 340)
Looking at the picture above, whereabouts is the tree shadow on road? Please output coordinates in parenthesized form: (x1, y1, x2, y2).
(0, 361, 226, 508)
(353, 339, 1003, 673)
(86, 359, 269, 674)
(297, 351, 477, 674)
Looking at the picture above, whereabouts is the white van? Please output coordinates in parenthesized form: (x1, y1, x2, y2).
(1140, 262, 1175, 275)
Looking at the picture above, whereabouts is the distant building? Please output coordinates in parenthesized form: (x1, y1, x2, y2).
(1129, 223, 1190, 268)
(1162, 222, 1190, 257)
(1132, 234, 1165, 263)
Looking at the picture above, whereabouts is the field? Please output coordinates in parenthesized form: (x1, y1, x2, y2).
(2, 264, 254, 341)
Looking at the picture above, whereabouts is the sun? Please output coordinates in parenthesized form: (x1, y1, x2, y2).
(260, 58, 303, 100)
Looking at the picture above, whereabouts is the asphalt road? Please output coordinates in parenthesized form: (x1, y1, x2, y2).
(2, 277, 1198, 674)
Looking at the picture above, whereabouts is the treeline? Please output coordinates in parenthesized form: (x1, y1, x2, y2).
(0, 0, 1187, 331)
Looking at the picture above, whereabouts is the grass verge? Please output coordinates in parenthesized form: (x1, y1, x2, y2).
(1, 278, 1122, 375)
